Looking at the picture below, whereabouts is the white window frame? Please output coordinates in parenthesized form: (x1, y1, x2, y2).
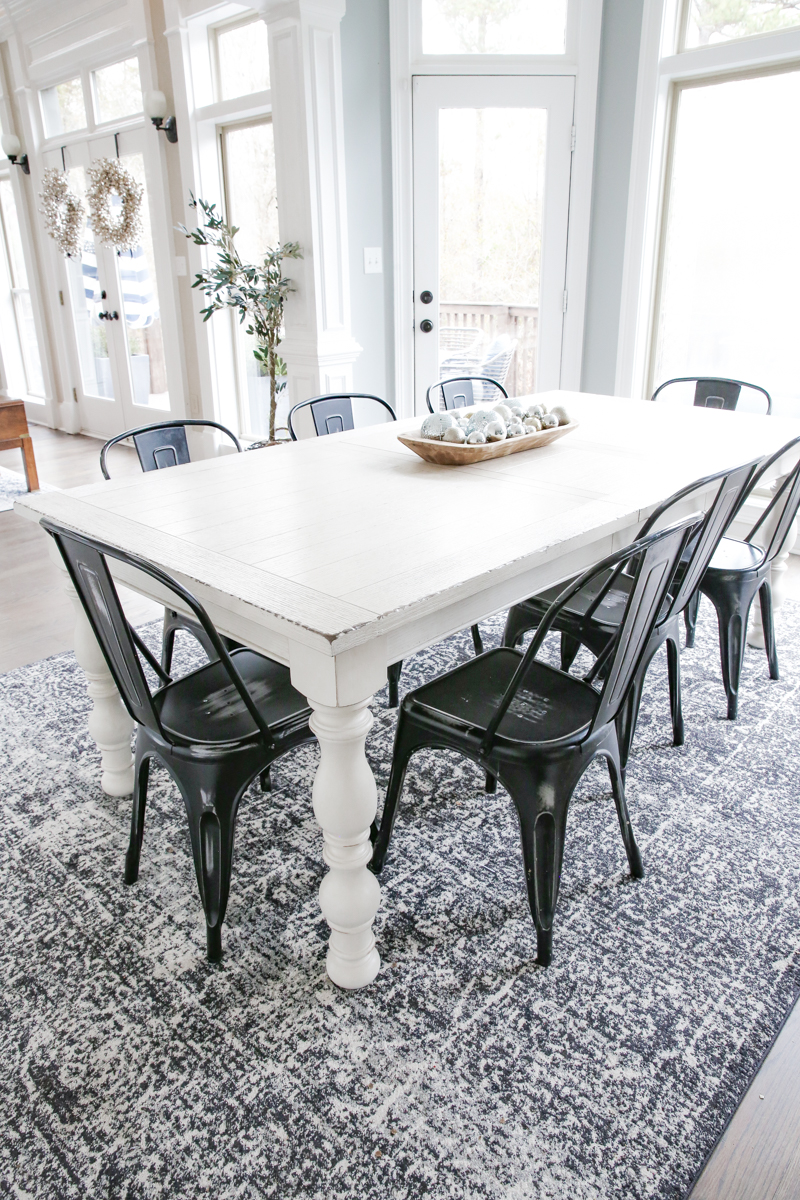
(165, 0, 272, 440)
(389, 0, 603, 415)
(617, 0, 800, 399)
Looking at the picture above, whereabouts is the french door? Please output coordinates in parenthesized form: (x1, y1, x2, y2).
(413, 75, 574, 411)
(44, 127, 174, 439)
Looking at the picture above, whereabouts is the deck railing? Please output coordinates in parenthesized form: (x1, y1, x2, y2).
(439, 302, 539, 398)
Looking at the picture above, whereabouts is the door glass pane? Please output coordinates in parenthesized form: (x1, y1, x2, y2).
(0, 179, 45, 398)
(216, 18, 270, 100)
(93, 58, 142, 123)
(223, 120, 281, 437)
(653, 71, 800, 417)
(65, 167, 115, 401)
(684, 0, 800, 48)
(439, 107, 545, 397)
(0, 179, 28, 287)
(422, 0, 567, 55)
(41, 78, 87, 137)
(115, 154, 170, 411)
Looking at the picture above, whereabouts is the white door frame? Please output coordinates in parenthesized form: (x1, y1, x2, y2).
(389, 0, 602, 418)
(412, 73, 575, 411)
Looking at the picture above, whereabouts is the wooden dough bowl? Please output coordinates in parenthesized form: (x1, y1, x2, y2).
(398, 420, 578, 465)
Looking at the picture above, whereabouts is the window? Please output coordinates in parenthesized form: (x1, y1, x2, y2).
(0, 178, 45, 398)
(222, 119, 280, 438)
(421, 0, 567, 55)
(652, 68, 800, 415)
(93, 58, 143, 124)
(40, 78, 87, 137)
(214, 16, 270, 100)
(683, 0, 800, 49)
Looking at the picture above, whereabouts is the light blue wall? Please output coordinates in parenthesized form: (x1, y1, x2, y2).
(340, 0, 395, 406)
(581, 0, 645, 396)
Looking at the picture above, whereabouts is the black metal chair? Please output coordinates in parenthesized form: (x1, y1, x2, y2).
(426, 376, 508, 413)
(501, 460, 761, 768)
(370, 516, 700, 967)
(43, 520, 314, 963)
(100, 419, 242, 674)
(651, 377, 772, 415)
(287, 393, 396, 439)
(691, 436, 800, 720)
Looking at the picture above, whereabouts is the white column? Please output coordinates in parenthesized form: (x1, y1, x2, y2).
(258, 0, 362, 406)
(49, 542, 135, 797)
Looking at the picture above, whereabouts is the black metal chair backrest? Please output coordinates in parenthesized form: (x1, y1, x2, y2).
(42, 521, 273, 748)
(637, 458, 762, 620)
(425, 376, 508, 413)
(100, 419, 242, 479)
(651, 376, 772, 415)
(287, 394, 396, 440)
(480, 517, 700, 756)
(743, 435, 800, 566)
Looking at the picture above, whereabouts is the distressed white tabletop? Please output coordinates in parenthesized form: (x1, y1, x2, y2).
(15, 391, 800, 988)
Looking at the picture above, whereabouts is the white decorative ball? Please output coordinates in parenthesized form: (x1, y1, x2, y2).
(421, 412, 455, 440)
(466, 430, 487, 444)
(549, 405, 571, 426)
(526, 404, 545, 420)
(465, 409, 497, 436)
(492, 403, 513, 423)
(507, 421, 525, 438)
(485, 420, 507, 442)
(540, 413, 559, 429)
(524, 416, 542, 432)
(443, 425, 466, 443)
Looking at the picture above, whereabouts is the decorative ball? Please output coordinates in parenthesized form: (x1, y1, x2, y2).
(549, 405, 571, 426)
(510, 406, 524, 419)
(465, 409, 497, 436)
(507, 421, 525, 438)
(524, 416, 542, 432)
(485, 420, 507, 442)
(421, 412, 454, 440)
(443, 425, 466, 443)
(526, 404, 545, 420)
(466, 430, 486, 444)
(492, 403, 513, 423)
(540, 413, 559, 429)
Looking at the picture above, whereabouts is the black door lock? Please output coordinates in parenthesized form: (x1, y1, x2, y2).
(420, 319, 434, 333)
(420, 290, 433, 304)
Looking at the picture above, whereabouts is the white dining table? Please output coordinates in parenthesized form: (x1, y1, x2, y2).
(15, 391, 800, 989)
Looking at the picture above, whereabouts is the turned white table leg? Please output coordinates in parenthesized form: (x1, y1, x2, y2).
(309, 698, 381, 989)
(50, 543, 135, 796)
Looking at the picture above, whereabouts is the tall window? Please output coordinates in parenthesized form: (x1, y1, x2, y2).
(682, 0, 800, 48)
(651, 68, 800, 415)
(0, 178, 45, 400)
(221, 118, 280, 439)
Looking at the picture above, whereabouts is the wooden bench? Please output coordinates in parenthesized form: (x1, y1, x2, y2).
(0, 399, 39, 491)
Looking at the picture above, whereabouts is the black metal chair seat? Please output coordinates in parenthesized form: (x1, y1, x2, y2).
(43, 520, 314, 963)
(155, 649, 310, 746)
(704, 537, 763, 573)
(370, 517, 700, 968)
(409, 651, 600, 744)
(503, 460, 760, 766)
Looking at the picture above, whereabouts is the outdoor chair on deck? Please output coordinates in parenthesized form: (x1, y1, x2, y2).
(43, 521, 314, 963)
(501, 459, 761, 767)
(100, 419, 243, 675)
(370, 517, 700, 968)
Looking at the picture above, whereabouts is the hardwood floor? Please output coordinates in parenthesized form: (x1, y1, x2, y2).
(1, 422, 799, 1197)
(0, 424, 160, 672)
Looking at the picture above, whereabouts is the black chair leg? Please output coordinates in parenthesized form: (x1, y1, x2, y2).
(605, 747, 644, 879)
(161, 615, 177, 675)
(703, 581, 758, 721)
(125, 749, 150, 885)
(502, 604, 534, 649)
(485, 770, 497, 793)
(616, 667, 646, 773)
(387, 661, 402, 708)
(759, 581, 779, 680)
(684, 591, 700, 649)
(560, 633, 581, 672)
(471, 624, 484, 655)
(666, 634, 684, 746)
(370, 711, 434, 875)
(260, 766, 271, 793)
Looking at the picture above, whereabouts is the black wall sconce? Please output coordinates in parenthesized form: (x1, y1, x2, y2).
(144, 91, 178, 143)
(1, 134, 30, 174)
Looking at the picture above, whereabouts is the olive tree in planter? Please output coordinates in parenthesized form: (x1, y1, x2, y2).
(181, 196, 302, 444)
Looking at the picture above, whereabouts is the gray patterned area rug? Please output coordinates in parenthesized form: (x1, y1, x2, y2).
(0, 465, 56, 512)
(1, 599, 799, 1200)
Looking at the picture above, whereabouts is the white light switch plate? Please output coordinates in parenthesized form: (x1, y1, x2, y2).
(363, 247, 382, 274)
(175, 256, 187, 277)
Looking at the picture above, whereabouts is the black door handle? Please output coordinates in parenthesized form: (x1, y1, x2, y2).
(420, 290, 433, 304)
(98, 310, 119, 321)
(420, 319, 433, 333)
